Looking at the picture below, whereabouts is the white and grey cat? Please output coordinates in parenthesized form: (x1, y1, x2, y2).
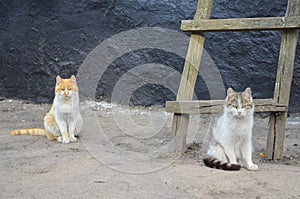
(203, 87, 258, 171)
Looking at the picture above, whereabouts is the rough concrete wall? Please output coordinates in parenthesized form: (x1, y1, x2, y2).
(0, 0, 299, 111)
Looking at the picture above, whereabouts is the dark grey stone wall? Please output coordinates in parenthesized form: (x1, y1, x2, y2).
(0, 0, 299, 111)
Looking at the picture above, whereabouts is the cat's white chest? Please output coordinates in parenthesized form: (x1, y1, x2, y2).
(54, 103, 76, 124)
(53, 96, 76, 116)
(229, 118, 251, 135)
(59, 104, 73, 114)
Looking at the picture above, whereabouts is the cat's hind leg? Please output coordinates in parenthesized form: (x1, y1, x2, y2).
(44, 112, 61, 141)
(207, 144, 227, 162)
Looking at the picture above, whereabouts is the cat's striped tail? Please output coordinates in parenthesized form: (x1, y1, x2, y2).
(10, 129, 46, 136)
(203, 157, 241, 171)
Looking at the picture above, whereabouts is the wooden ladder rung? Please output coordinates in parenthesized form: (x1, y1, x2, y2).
(166, 99, 287, 114)
(181, 16, 300, 32)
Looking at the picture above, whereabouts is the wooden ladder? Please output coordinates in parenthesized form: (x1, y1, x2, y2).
(166, 0, 300, 161)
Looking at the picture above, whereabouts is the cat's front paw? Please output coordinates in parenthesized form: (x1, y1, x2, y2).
(70, 136, 77, 142)
(62, 138, 71, 144)
(74, 131, 79, 138)
(247, 164, 258, 171)
(57, 136, 63, 143)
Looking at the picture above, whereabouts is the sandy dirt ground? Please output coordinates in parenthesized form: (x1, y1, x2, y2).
(0, 99, 299, 199)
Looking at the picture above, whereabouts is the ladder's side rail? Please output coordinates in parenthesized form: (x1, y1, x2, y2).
(169, 0, 214, 153)
(267, 0, 300, 160)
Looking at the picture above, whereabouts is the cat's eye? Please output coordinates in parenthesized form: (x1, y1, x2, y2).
(228, 104, 237, 108)
(242, 104, 252, 109)
(61, 87, 71, 91)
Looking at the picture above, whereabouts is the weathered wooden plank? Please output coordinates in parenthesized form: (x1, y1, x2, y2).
(169, 0, 214, 153)
(255, 104, 287, 112)
(267, 0, 299, 161)
(181, 16, 300, 32)
(170, 114, 190, 154)
(267, 114, 276, 160)
(166, 99, 287, 114)
(167, 100, 223, 114)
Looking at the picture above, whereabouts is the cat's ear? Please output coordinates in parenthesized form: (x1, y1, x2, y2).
(243, 87, 252, 99)
(70, 75, 76, 83)
(227, 88, 235, 97)
(56, 76, 62, 84)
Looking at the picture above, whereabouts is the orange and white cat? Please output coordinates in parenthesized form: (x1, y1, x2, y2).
(11, 75, 83, 144)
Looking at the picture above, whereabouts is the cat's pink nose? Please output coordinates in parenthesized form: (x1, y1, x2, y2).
(63, 91, 69, 96)
(238, 112, 241, 116)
